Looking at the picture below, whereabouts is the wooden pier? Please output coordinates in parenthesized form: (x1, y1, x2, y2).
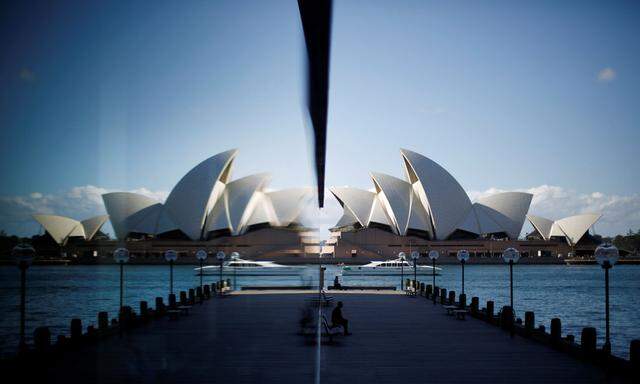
(6, 287, 633, 383)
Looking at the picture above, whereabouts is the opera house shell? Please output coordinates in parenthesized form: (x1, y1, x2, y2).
(331, 149, 533, 241)
(102, 149, 313, 242)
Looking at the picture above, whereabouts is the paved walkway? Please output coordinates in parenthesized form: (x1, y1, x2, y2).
(37, 293, 622, 383)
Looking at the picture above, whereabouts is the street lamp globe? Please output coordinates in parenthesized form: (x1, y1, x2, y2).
(12, 243, 35, 267)
(502, 248, 520, 264)
(595, 244, 619, 268)
(164, 249, 178, 262)
(216, 251, 226, 262)
(428, 250, 440, 261)
(113, 248, 130, 264)
(410, 251, 420, 261)
(456, 250, 470, 263)
(230, 251, 240, 260)
(398, 251, 406, 260)
(195, 249, 208, 261)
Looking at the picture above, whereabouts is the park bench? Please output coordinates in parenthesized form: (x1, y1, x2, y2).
(405, 286, 417, 296)
(177, 305, 192, 315)
(443, 305, 458, 316)
(321, 315, 344, 342)
(454, 309, 468, 320)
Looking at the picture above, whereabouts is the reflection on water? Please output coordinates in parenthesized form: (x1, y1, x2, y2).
(0, 264, 639, 359)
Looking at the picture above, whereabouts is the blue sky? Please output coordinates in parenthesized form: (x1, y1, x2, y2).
(1, 0, 639, 236)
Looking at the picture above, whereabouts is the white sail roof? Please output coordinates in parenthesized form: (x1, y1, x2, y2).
(33, 214, 109, 245)
(268, 188, 312, 226)
(163, 149, 237, 240)
(527, 215, 555, 240)
(474, 192, 533, 239)
(370, 172, 413, 235)
(102, 192, 160, 240)
(335, 210, 359, 228)
(554, 213, 602, 246)
(400, 149, 471, 240)
(80, 215, 109, 240)
(329, 187, 376, 227)
(224, 173, 271, 235)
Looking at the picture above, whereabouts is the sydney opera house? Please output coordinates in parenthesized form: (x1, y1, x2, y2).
(31, 149, 603, 263)
(326, 149, 602, 263)
(32, 150, 317, 262)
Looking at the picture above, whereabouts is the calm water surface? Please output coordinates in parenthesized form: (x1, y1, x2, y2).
(1, 264, 639, 359)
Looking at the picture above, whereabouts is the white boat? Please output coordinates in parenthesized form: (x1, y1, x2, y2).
(195, 255, 306, 276)
(342, 257, 442, 276)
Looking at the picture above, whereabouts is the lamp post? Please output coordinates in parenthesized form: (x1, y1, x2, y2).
(595, 243, 619, 354)
(398, 252, 406, 290)
(12, 244, 35, 351)
(502, 247, 520, 310)
(410, 251, 419, 294)
(231, 251, 240, 290)
(457, 250, 469, 294)
(216, 251, 226, 286)
(164, 250, 178, 294)
(195, 249, 208, 291)
(113, 248, 130, 313)
(428, 250, 439, 305)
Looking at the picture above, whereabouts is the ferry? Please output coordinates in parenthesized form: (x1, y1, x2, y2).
(195, 255, 306, 276)
(342, 256, 441, 276)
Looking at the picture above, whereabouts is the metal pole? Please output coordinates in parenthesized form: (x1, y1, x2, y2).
(199, 259, 203, 289)
(432, 259, 436, 305)
(119, 262, 124, 311)
(19, 264, 26, 349)
(401, 261, 404, 290)
(219, 261, 223, 285)
(604, 266, 611, 353)
(509, 260, 514, 309)
(170, 260, 174, 294)
(461, 260, 465, 294)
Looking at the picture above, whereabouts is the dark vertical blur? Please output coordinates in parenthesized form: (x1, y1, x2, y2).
(298, 0, 332, 208)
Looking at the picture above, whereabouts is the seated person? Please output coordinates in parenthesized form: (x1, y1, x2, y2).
(331, 301, 351, 335)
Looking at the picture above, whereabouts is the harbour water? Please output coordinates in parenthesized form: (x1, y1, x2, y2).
(0, 264, 639, 359)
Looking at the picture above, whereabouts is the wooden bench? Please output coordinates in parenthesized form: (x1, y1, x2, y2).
(167, 309, 181, 320)
(177, 305, 192, 315)
(443, 305, 458, 316)
(454, 309, 468, 320)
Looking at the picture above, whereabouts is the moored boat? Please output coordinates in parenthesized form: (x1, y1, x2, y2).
(195, 255, 306, 276)
(342, 256, 442, 276)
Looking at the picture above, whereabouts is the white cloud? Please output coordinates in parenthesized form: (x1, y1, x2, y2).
(0, 185, 168, 237)
(597, 67, 616, 82)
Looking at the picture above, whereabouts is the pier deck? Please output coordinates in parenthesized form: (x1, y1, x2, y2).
(37, 293, 621, 383)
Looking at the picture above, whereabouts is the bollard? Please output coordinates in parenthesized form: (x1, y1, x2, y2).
(204, 285, 211, 299)
(140, 301, 149, 319)
(226, 278, 231, 289)
(433, 286, 440, 299)
(33, 326, 51, 351)
(196, 286, 203, 299)
(56, 335, 67, 346)
(426, 284, 433, 298)
(98, 311, 109, 331)
(566, 334, 575, 344)
(486, 301, 494, 321)
(169, 293, 177, 309)
(179, 291, 187, 306)
(420, 283, 425, 296)
(448, 291, 456, 305)
(111, 318, 118, 326)
(500, 306, 514, 331)
(524, 311, 535, 335)
(630, 339, 640, 368)
(581, 327, 597, 357)
(550, 318, 562, 345)
(459, 294, 467, 309)
(440, 288, 447, 304)
(188, 288, 195, 305)
(155, 297, 165, 315)
(86, 325, 97, 341)
(470, 297, 479, 314)
(71, 318, 83, 342)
